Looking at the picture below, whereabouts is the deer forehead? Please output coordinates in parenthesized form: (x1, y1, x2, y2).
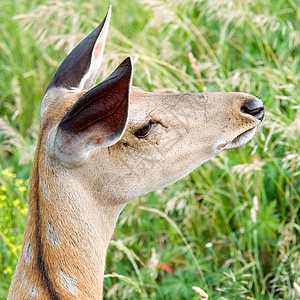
(126, 90, 251, 130)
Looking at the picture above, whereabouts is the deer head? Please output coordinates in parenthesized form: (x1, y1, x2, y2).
(40, 7, 263, 202)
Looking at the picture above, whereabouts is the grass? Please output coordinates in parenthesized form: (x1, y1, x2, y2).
(0, 0, 299, 299)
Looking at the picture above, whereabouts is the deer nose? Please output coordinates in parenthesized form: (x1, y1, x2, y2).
(241, 97, 264, 121)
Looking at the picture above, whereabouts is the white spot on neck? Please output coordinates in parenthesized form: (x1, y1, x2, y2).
(59, 270, 77, 295)
(46, 222, 60, 246)
(21, 271, 28, 287)
(23, 242, 32, 263)
(43, 180, 50, 200)
(29, 285, 40, 297)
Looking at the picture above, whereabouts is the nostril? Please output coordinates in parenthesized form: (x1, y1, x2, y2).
(241, 106, 264, 121)
(241, 98, 265, 121)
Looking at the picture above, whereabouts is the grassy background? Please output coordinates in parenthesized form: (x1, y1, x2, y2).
(0, 0, 299, 299)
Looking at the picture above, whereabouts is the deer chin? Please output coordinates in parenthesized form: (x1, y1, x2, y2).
(218, 127, 258, 150)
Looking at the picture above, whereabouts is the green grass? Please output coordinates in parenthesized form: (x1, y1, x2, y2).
(0, 0, 299, 299)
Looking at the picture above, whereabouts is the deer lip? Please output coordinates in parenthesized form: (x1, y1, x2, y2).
(218, 127, 257, 150)
(230, 127, 257, 147)
(232, 127, 256, 144)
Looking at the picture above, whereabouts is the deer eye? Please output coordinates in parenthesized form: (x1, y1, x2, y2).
(135, 120, 158, 138)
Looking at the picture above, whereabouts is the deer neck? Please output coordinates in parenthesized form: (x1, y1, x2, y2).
(9, 147, 125, 300)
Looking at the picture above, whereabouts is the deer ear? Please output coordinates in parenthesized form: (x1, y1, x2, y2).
(51, 57, 133, 164)
(41, 7, 111, 120)
(46, 6, 111, 92)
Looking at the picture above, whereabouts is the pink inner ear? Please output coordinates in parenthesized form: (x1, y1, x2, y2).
(92, 6, 111, 61)
(96, 137, 103, 144)
(94, 43, 104, 60)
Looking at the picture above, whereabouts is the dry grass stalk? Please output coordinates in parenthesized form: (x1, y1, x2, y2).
(250, 196, 259, 223)
(293, 282, 300, 295)
(192, 286, 209, 299)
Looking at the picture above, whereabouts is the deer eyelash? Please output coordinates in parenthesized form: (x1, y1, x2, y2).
(134, 120, 159, 138)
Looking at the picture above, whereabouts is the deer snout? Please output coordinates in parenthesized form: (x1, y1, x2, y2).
(241, 97, 264, 121)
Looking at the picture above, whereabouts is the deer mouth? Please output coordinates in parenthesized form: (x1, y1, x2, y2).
(232, 127, 257, 143)
(218, 127, 257, 150)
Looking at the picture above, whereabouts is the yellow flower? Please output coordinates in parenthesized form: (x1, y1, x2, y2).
(21, 207, 28, 215)
(3, 266, 12, 274)
(1, 169, 16, 178)
(18, 186, 27, 193)
(0, 195, 7, 201)
(15, 179, 24, 186)
(13, 198, 20, 207)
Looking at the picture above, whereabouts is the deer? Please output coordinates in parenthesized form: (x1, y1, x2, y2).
(8, 6, 264, 300)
